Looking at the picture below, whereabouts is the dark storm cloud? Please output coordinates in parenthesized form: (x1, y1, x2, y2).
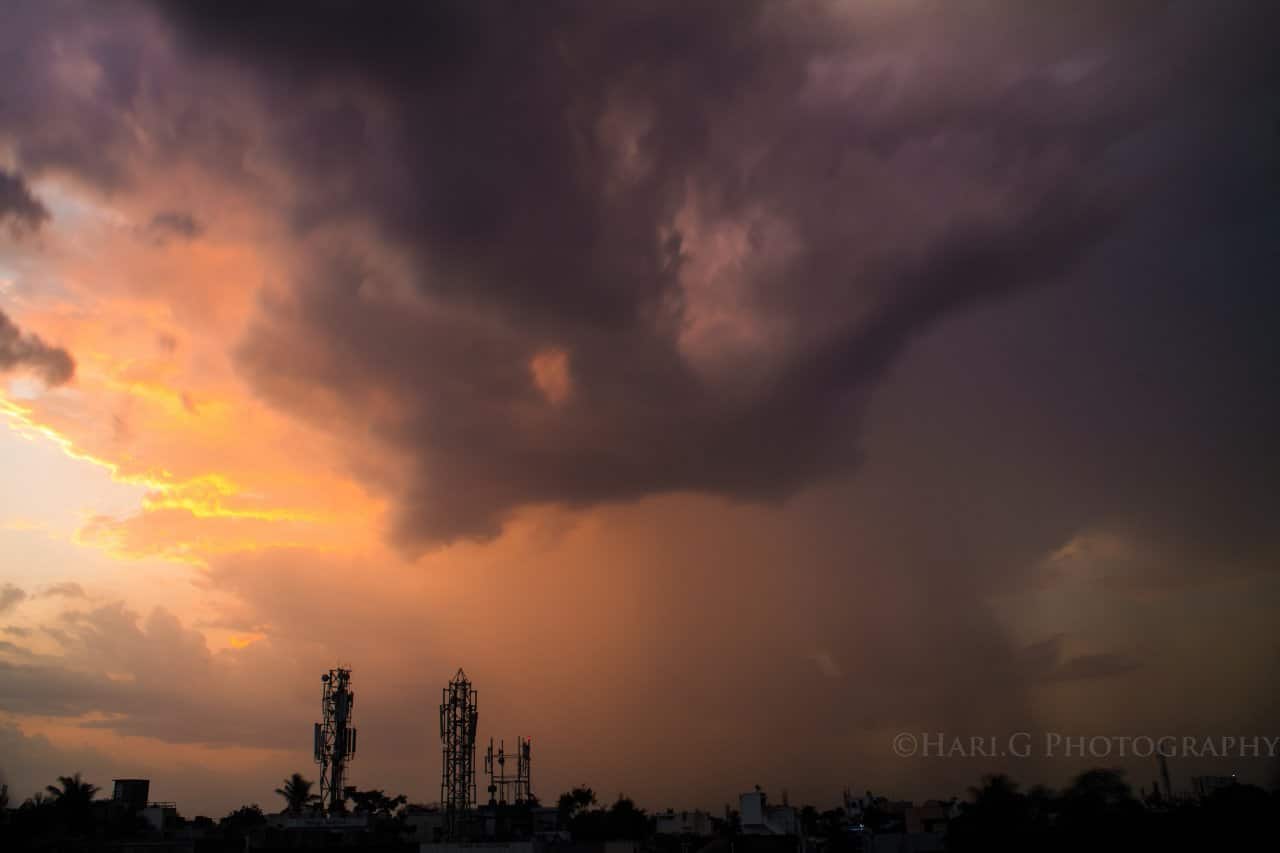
(0, 0, 264, 198)
(0, 2, 151, 190)
(147, 210, 203, 240)
(10, 1, 1277, 552)
(0, 169, 49, 235)
(163, 0, 1194, 546)
(0, 309, 75, 386)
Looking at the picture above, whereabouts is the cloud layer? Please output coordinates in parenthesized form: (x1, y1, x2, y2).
(3, 1, 1274, 549)
(0, 169, 49, 235)
(0, 310, 75, 386)
(1, 0, 1278, 816)
(158, 0, 1275, 547)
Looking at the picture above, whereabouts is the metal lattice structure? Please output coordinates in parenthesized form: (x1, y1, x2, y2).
(314, 667, 357, 814)
(440, 668, 479, 836)
(484, 736, 533, 805)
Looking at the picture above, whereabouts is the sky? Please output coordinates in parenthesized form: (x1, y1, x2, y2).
(1, 0, 1279, 819)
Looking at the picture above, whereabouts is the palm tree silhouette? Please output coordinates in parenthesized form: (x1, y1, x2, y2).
(45, 773, 99, 810)
(43, 773, 99, 834)
(274, 773, 319, 815)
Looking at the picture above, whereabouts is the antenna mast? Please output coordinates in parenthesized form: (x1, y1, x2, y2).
(314, 667, 357, 814)
(485, 736, 533, 805)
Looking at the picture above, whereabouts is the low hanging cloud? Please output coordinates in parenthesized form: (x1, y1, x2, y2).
(0, 602, 303, 749)
(0, 584, 27, 614)
(0, 168, 48, 236)
(147, 209, 203, 241)
(0, 309, 75, 386)
(39, 582, 86, 599)
(1017, 635, 1143, 685)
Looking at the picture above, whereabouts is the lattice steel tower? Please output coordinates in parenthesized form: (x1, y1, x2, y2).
(314, 667, 357, 814)
(440, 669, 479, 836)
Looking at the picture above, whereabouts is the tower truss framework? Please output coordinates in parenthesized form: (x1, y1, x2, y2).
(440, 668, 479, 837)
(314, 667, 357, 813)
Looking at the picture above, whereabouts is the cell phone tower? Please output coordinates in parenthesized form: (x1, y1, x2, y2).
(314, 667, 357, 814)
(485, 736, 533, 805)
(440, 669, 479, 837)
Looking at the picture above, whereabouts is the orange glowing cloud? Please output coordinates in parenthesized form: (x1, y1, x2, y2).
(530, 347, 572, 405)
(1, 168, 385, 574)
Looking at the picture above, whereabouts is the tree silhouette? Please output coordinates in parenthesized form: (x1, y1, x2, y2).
(1196, 783, 1274, 848)
(604, 795, 649, 840)
(219, 804, 267, 842)
(1061, 769, 1138, 814)
(349, 788, 407, 817)
(274, 773, 319, 815)
(557, 786, 597, 823)
(23, 792, 51, 809)
(44, 773, 99, 809)
(949, 774, 1038, 853)
(42, 773, 99, 835)
(1058, 768, 1141, 850)
(554, 788, 651, 841)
